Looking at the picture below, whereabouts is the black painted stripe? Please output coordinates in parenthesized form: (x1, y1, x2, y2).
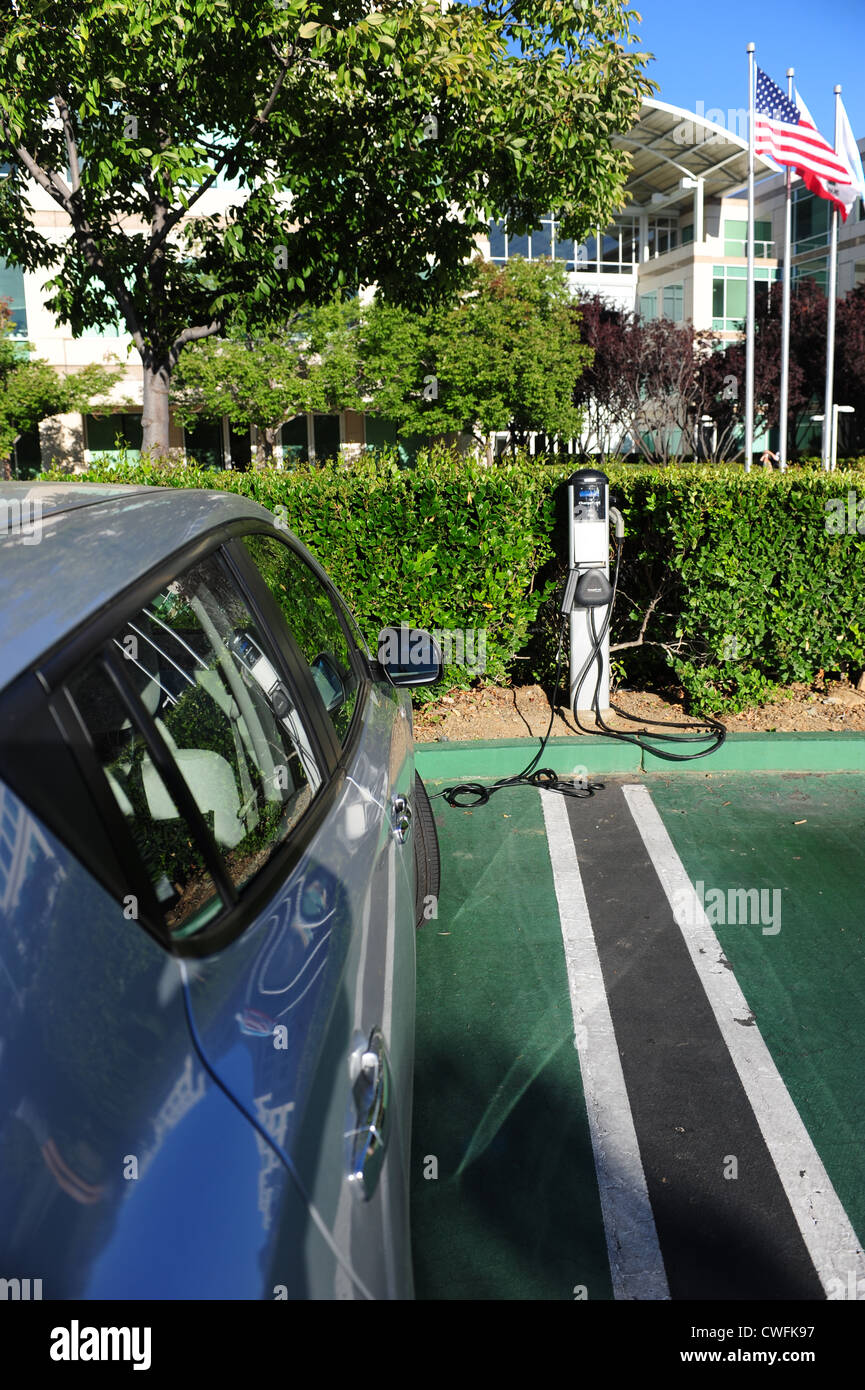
(564, 782, 823, 1301)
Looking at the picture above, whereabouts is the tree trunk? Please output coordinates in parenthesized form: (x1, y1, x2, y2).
(141, 357, 172, 457)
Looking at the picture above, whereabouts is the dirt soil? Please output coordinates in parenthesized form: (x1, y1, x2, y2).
(413, 677, 865, 743)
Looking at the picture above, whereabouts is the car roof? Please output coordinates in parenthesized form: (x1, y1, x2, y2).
(0, 482, 284, 692)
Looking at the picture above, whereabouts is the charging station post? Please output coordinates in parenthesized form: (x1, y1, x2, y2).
(564, 469, 613, 716)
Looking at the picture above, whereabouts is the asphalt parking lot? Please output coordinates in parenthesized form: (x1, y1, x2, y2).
(410, 763, 865, 1301)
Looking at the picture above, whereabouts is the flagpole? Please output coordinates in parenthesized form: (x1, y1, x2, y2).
(745, 43, 755, 473)
(778, 68, 794, 473)
(822, 85, 841, 472)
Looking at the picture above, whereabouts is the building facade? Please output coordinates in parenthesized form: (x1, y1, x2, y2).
(3, 99, 864, 473)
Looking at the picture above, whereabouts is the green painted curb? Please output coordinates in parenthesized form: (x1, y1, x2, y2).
(640, 731, 865, 772)
(415, 734, 641, 779)
(416, 732, 865, 779)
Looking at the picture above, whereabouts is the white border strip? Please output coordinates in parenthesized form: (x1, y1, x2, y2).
(540, 789, 670, 1300)
(623, 782, 865, 1299)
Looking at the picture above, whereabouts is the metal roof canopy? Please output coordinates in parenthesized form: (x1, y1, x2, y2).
(614, 98, 774, 214)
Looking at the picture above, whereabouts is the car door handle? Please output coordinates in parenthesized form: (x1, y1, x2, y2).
(345, 1027, 390, 1201)
(391, 794, 411, 843)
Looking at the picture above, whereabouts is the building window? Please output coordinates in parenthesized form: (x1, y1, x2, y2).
(281, 415, 308, 464)
(724, 219, 773, 258)
(646, 217, 678, 258)
(85, 412, 143, 454)
(12, 429, 42, 480)
(312, 413, 341, 461)
(0, 259, 27, 336)
(792, 188, 830, 255)
(488, 215, 561, 265)
(489, 214, 639, 273)
(681, 224, 695, 245)
(711, 265, 780, 331)
(639, 292, 658, 321)
(662, 284, 684, 321)
(183, 418, 225, 469)
(792, 257, 828, 292)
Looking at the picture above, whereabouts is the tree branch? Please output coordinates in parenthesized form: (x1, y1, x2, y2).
(0, 102, 74, 212)
(136, 51, 293, 268)
(610, 580, 669, 653)
(53, 93, 81, 194)
(169, 320, 223, 366)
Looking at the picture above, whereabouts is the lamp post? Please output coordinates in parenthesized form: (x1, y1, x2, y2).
(811, 405, 855, 472)
(699, 414, 716, 461)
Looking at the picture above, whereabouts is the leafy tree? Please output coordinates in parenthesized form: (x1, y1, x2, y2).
(835, 284, 865, 455)
(171, 299, 362, 466)
(360, 257, 592, 459)
(0, 296, 122, 476)
(0, 0, 653, 456)
(573, 281, 865, 465)
(574, 295, 709, 464)
(571, 293, 635, 459)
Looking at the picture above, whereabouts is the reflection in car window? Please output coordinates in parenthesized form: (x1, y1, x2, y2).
(242, 534, 359, 745)
(68, 551, 322, 936)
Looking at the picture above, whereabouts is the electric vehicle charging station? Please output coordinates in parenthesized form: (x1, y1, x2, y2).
(435, 465, 725, 812)
(563, 469, 617, 716)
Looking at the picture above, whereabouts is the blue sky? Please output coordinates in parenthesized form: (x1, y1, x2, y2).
(637, 0, 865, 144)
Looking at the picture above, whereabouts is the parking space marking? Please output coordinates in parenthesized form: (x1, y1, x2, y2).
(623, 782, 865, 1298)
(540, 789, 670, 1300)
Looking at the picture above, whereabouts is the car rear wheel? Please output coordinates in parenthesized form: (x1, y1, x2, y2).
(413, 771, 440, 929)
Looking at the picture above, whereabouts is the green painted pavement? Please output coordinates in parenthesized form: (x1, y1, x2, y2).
(410, 762, 865, 1298)
(410, 782, 614, 1301)
(645, 771, 865, 1250)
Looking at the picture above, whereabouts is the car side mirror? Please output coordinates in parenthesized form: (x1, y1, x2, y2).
(377, 627, 442, 688)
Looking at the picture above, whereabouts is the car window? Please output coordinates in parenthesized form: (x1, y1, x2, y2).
(67, 550, 323, 938)
(242, 534, 359, 746)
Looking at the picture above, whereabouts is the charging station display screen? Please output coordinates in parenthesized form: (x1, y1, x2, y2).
(575, 482, 604, 522)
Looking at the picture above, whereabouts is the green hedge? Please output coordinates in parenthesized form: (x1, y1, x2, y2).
(42, 449, 865, 714)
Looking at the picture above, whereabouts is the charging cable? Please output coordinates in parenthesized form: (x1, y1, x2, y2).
(432, 616, 602, 809)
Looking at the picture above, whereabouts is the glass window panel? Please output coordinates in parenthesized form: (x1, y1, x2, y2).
(726, 278, 747, 321)
(662, 284, 683, 321)
(71, 552, 324, 934)
(713, 278, 725, 318)
(601, 229, 620, 271)
(228, 424, 252, 471)
(184, 418, 224, 469)
(531, 222, 552, 260)
(281, 414, 308, 464)
(86, 413, 143, 453)
(488, 221, 506, 259)
(579, 234, 597, 268)
(312, 414, 340, 461)
(242, 534, 359, 746)
(68, 660, 222, 936)
(508, 230, 529, 259)
(555, 231, 575, 263)
(0, 258, 27, 335)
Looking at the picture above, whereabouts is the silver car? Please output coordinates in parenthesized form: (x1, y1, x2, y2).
(0, 482, 440, 1300)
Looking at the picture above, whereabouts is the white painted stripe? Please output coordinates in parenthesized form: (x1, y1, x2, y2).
(540, 790, 670, 1301)
(623, 782, 865, 1299)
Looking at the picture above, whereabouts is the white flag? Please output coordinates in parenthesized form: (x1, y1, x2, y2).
(837, 96, 865, 217)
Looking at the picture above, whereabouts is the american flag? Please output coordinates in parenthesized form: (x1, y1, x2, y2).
(754, 69, 854, 218)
